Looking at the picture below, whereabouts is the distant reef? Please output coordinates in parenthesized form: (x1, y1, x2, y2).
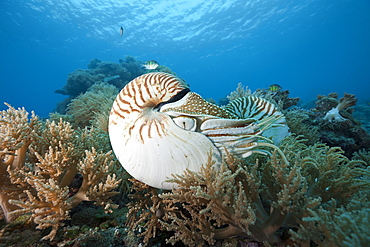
(54, 56, 176, 114)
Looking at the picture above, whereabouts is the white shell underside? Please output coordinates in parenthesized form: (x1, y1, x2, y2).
(109, 111, 221, 190)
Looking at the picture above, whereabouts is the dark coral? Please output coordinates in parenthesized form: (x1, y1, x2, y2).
(253, 87, 300, 110)
(54, 56, 145, 114)
(315, 92, 339, 112)
(272, 89, 300, 109)
(311, 93, 370, 157)
(56, 69, 100, 97)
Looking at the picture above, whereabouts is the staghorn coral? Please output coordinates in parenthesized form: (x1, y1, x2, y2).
(0, 103, 41, 222)
(0, 103, 123, 240)
(126, 135, 369, 246)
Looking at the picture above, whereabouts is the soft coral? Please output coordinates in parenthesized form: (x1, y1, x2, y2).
(323, 93, 357, 122)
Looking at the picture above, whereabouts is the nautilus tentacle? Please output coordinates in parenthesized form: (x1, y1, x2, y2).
(109, 73, 221, 190)
(225, 96, 290, 145)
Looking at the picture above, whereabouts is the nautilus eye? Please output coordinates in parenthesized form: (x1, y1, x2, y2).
(172, 116, 196, 131)
(108, 72, 221, 190)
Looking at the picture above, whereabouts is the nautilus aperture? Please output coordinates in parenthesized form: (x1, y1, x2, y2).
(109, 72, 289, 190)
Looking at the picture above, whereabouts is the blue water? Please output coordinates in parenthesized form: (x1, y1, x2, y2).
(1, 0, 369, 117)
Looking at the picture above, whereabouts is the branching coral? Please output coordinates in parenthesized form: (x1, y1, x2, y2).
(0, 103, 123, 240)
(126, 179, 165, 245)
(126, 135, 369, 246)
(226, 82, 252, 101)
(291, 193, 370, 246)
(352, 149, 370, 166)
(0, 103, 41, 222)
(323, 93, 357, 122)
(283, 107, 319, 145)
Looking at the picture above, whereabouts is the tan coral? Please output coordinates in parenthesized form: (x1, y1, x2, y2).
(0, 103, 122, 241)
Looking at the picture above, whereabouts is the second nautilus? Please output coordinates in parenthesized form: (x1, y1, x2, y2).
(108, 72, 289, 190)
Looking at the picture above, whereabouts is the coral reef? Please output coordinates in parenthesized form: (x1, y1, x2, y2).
(54, 82, 119, 129)
(55, 69, 99, 97)
(224, 88, 370, 156)
(126, 135, 369, 246)
(2, 64, 369, 246)
(225, 83, 300, 111)
(226, 82, 252, 101)
(56, 56, 143, 97)
(353, 101, 370, 133)
(0, 103, 124, 240)
(322, 93, 357, 122)
(54, 56, 182, 115)
(313, 93, 370, 157)
(54, 56, 145, 114)
(283, 107, 320, 145)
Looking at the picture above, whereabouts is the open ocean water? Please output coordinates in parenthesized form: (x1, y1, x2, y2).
(0, 0, 369, 118)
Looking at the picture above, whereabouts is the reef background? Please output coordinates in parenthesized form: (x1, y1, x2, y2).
(1, 0, 370, 117)
(1, 58, 370, 246)
(1, 0, 370, 246)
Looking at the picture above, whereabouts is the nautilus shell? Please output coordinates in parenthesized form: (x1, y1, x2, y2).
(109, 72, 288, 190)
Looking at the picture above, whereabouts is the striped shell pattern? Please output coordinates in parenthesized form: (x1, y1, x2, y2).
(109, 72, 288, 189)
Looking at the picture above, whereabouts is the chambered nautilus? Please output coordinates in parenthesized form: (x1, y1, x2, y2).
(109, 72, 289, 190)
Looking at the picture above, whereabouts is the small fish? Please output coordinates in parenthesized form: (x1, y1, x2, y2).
(268, 84, 282, 92)
(143, 60, 159, 70)
(120, 26, 124, 36)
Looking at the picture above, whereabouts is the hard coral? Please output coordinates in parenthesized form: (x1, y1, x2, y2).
(126, 135, 369, 246)
(0, 103, 122, 240)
